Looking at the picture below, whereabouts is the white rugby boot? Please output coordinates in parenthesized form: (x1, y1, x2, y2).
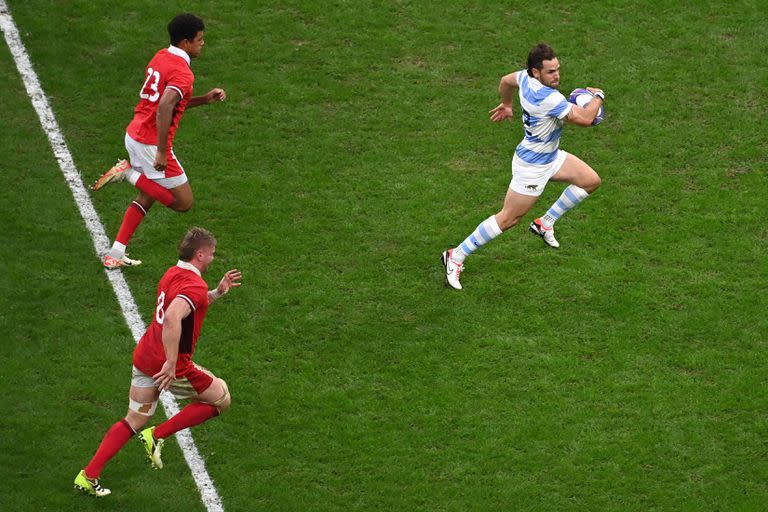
(441, 248, 464, 290)
(529, 218, 560, 249)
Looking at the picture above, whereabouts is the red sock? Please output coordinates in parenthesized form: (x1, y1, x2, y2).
(154, 402, 219, 440)
(84, 419, 134, 479)
(115, 201, 147, 246)
(136, 174, 175, 207)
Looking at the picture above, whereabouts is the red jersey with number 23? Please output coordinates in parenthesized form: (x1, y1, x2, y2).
(126, 46, 194, 150)
(133, 261, 209, 378)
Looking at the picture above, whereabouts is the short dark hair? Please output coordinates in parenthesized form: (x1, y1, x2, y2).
(178, 227, 216, 261)
(168, 13, 205, 46)
(527, 43, 557, 76)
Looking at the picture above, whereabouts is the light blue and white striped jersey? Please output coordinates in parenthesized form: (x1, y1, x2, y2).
(515, 69, 572, 165)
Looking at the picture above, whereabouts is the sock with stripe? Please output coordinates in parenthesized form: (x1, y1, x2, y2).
(108, 201, 147, 259)
(541, 185, 589, 228)
(154, 402, 219, 440)
(452, 215, 503, 264)
(84, 419, 135, 479)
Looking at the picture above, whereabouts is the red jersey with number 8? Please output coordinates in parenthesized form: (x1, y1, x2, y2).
(133, 261, 209, 378)
(126, 46, 194, 151)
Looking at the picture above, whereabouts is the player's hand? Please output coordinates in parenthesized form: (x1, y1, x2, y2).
(153, 360, 177, 391)
(153, 151, 168, 172)
(586, 87, 605, 98)
(207, 88, 226, 104)
(489, 102, 513, 122)
(215, 269, 242, 296)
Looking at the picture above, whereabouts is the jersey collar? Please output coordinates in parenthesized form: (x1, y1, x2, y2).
(168, 45, 191, 65)
(176, 260, 201, 276)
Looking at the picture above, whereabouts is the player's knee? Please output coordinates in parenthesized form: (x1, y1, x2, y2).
(496, 212, 520, 231)
(125, 410, 152, 431)
(585, 174, 601, 193)
(172, 200, 194, 212)
(210, 378, 231, 413)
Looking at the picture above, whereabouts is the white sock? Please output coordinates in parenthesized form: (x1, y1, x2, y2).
(126, 168, 140, 186)
(108, 242, 127, 259)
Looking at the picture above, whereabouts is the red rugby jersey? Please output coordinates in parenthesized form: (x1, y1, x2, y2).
(133, 261, 209, 378)
(126, 46, 194, 151)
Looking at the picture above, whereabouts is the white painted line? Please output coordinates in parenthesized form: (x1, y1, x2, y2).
(0, 2, 224, 510)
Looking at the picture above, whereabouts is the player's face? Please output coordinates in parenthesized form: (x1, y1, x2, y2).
(534, 58, 561, 88)
(185, 31, 205, 58)
(197, 244, 216, 273)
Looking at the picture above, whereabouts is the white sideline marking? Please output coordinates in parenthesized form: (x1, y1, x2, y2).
(0, 3, 224, 510)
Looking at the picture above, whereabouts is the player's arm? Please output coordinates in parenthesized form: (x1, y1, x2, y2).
(187, 88, 227, 109)
(154, 88, 181, 172)
(565, 88, 605, 127)
(490, 72, 519, 122)
(208, 269, 242, 304)
(153, 296, 192, 391)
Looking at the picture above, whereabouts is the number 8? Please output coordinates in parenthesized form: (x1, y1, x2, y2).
(155, 291, 166, 324)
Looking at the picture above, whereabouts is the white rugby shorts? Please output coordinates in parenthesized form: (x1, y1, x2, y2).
(509, 149, 568, 197)
(124, 133, 188, 189)
(131, 365, 212, 400)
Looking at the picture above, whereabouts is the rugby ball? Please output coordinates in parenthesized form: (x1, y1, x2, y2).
(568, 88, 604, 125)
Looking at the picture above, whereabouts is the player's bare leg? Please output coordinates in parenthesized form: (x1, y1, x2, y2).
(549, 153, 601, 192)
(169, 182, 194, 212)
(532, 153, 601, 248)
(495, 188, 541, 231)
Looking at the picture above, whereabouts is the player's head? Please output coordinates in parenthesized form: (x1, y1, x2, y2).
(527, 43, 560, 88)
(179, 227, 217, 273)
(168, 13, 205, 58)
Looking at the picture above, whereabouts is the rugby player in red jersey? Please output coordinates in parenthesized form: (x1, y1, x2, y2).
(74, 227, 241, 497)
(91, 13, 227, 269)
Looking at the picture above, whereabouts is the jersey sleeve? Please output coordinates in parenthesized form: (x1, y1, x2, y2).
(547, 90, 572, 120)
(175, 280, 208, 312)
(166, 66, 194, 100)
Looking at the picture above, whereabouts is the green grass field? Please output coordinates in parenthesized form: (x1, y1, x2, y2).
(3, 0, 768, 510)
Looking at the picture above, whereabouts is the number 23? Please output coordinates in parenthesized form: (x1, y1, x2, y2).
(139, 67, 160, 102)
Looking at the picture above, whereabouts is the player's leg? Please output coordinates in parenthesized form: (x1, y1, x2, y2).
(139, 367, 228, 468)
(530, 152, 600, 248)
(103, 191, 155, 268)
(455, 186, 540, 259)
(442, 188, 539, 290)
(155, 377, 228, 440)
(168, 182, 194, 212)
(76, 383, 159, 494)
(164, 151, 194, 212)
(540, 152, 600, 226)
(93, 134, 176, 207)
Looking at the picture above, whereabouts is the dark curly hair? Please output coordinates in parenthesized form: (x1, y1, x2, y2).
(527, 43, 557, 77)
(168, 13, 205, 46)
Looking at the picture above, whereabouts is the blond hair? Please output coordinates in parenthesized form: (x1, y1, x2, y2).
(178, 227, 216, 261)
